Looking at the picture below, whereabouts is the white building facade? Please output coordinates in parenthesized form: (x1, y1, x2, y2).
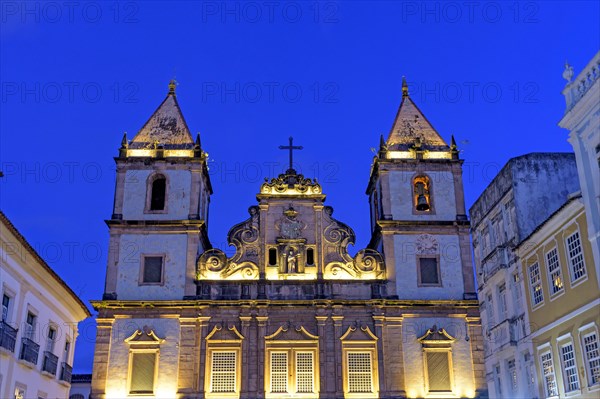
(469, 153, 581, 399)
(0, 211, 91, 399)
(559, 51, 600, 287)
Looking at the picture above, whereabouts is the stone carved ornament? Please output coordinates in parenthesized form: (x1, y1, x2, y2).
(322, 206, 385, 279)
(415, 234, 439, 254)
(197, 206, 260, 280)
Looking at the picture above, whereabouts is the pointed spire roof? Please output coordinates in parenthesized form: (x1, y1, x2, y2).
(386, 77, 449, 151)
(129, 80, 195, 149)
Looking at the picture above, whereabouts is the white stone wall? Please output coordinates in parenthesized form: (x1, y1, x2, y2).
(402, 317, 475, 398)
(393, 235, 465, 300)
(115, 234, 189, 300)
(122, 169, 192, 220)
(389, 170, 457, 221)
(0, 228, 84, 399)
(104, 318, 180, 398)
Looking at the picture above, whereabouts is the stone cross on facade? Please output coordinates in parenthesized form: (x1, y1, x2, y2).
(279, 136, 303, 172)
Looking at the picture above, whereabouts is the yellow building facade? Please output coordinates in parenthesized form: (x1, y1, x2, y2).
(517, 195, 600, 398)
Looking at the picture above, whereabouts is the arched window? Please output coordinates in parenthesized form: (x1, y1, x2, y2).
(148, 174, 166, 211)
(413, 175, 431, 212)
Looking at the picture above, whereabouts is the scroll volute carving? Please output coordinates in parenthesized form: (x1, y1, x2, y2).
(197, 206, 260, 280)
(322, 206, 385, 279)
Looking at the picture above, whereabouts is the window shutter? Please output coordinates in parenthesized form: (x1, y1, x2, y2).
(427, 351, 451, 391)
(296, 352, 314, 393)
(270, 352, 288, 393)
(130, 352, 156, 394)
(211, 351, 236, 393)
(143, 257, 163, 283)
(347, 352, 372, 393)
(419, 258, 439, 285)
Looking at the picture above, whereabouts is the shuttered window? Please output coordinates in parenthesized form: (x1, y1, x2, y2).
(427, 351, 451, 391)
(130, 352, 156, 394)
(419, 257, 440, 285)
(347, 352, 373, 393)
(270, 352, 288, 393)
(210, 351, 236, 393)
(566, 231, 586, 282)
(296, 352, 314, 393)
(143, 256, 163, 284)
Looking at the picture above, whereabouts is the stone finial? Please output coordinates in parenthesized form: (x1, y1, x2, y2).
(402, 76, 409, 97)
(168, 79, 177, 95)
(563, 61, 574, 83)
(121, 132, 128, 148)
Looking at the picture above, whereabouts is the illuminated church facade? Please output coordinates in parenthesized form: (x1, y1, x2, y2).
(90, 80, 486, 399)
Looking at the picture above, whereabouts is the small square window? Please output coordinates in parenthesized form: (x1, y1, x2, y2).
(142, 256, 164, 284)
(418, 257, 440, 286)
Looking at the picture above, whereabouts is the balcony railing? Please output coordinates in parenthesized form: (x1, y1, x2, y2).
(488, 318, 518, 351)
(0, 321, 18, 352)
(42, 351, 59, 375)
(19, 337, 40, 365)
(480, 246, 512, 284)
(59, 362, 73, 383)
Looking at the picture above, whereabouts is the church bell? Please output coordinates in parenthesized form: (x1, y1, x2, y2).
(416, 194, 430, 211)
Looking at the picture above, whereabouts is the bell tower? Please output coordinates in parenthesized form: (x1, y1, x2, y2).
(366, 78, 475, 300)
(103, 81, 212, 301)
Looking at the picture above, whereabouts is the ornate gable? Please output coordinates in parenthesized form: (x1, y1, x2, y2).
(206, 324, 245, 342)
(265, 324, 319, 341)
(340, 325, 378, 342)
(124, 326, 165, 345)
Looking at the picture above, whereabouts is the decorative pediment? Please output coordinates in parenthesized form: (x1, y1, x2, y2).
(205, 324, 245, 342)
(265, 324, 318, 341)
(124, 326, 165, 345)
(197, 206, 260, 280)
(340, 325, 378, 341)
(260, 171, 322, 196)
(417, 325, 456, 346)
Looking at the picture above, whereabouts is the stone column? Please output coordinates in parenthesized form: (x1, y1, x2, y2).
(239, 314, 252, 398)
(332, 314, 344, 396)
(256, 315, 269, 398)
(382, 316, 405, 397)
(197, 316, 211, 395)
(467, 316, 487, 395)
(177, 317, 200, 396)
(91, 316, 114, 399)
(315, 315, 329, 397)
(373, 314, 386, 397)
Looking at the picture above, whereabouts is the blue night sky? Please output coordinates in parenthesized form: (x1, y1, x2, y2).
(1, 1, 598, 373)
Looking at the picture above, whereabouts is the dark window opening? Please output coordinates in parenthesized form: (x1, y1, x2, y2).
(268, 248, 277, 266)
(143, 256, 163, 283)
(306, 248, 315, 266)
(419, 257, 439, 285)
(150, 177, 166, 211)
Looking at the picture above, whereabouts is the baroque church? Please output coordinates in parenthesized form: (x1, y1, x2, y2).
(90, 80, 486, 398)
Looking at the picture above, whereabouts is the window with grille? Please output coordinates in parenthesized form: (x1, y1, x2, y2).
(142, 256, 163, 284)
(427, 351, 451, 392)
(270, 352, 288, 393)
(528, 262, 544, 306)
(540, 351, 558, 397)
(210, 351, 236, 393)
(566, 232, 586, 282)
(583, 332, 600, 386)
(560, 343, 580, 392)
(129, 352, 156, 394)
(295, 352, 314, 393)
(546, 248, 563, 295)
(347, 352, 373, 393)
